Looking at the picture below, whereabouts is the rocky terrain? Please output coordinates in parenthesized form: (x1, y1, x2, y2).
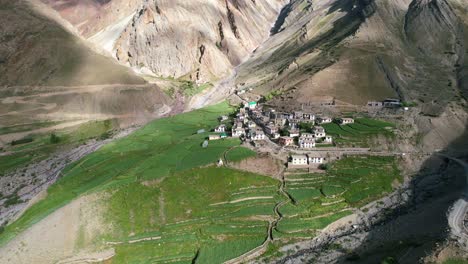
(113, 0, 288, 82)
(234, 0, 466, 115)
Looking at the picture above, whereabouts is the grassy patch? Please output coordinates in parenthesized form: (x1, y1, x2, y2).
(277, 156, 400, 237)
(322, 118, 395, 147)
(0, 119, 117, 176)
(226, 147, 256, 162)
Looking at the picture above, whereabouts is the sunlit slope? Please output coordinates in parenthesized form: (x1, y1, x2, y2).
(0, 0, 144, 86)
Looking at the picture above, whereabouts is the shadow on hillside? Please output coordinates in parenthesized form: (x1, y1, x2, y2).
(335, 124, 468, 264)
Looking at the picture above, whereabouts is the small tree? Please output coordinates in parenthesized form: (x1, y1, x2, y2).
(50, 133, 60, 144)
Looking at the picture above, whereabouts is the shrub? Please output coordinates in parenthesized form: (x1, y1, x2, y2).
(11, 137, 33, 146)
(50, 133, 60, 144)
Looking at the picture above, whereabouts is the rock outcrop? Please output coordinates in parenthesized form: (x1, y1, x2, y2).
(112, 0, 287, 82)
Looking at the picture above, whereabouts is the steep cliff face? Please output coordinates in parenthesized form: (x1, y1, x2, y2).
(113, 0, 287, 82)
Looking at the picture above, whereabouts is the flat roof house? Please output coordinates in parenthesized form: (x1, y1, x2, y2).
(338, 118, 354, 125)
(299, 139, 316, 149)
(309, 156, 325, 164)
(272, 132, 281, 139)
(279, 136, 294, 146)
(300, 133, 314, 139)
(265, 125, 278, 135)
(251, 130, 265, 141)
(291, 155, 308, 165)
(288, 129, 300, 138)
(324, 136, 333, 143)
(317, 117, 332, 124)
(214, 124, 226, 133)
(232, 127, 245, 137)
(312, 126, 326, 138)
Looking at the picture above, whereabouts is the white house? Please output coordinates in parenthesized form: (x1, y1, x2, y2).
(251, 130, 265, 141)
(300, 133, 314, 139)
(317, 117, 332, 124)
(313, 126, 326, 138)
(324, 136, 333, 143)
(309, 156, 325, 164)
(248, 121, 257, 129)
(220, 115, 229, 122)
(300, 139, 316, 149)
(214, 125, 226, 133)
(289, 129, 300, 138)
(291, 155, 308, 165)
(338, 118, 354, 125)
(232, 127, 245, 137)
(272, 132, 281, 139)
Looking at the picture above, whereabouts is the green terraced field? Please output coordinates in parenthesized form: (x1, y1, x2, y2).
(0, 103, 403, 264)
(274, 156, 401, 245)
(322, 118, 396, 147)
(0, 119, 118, 176)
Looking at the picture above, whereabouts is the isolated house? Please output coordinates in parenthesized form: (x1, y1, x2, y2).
(317, 117, 332, 124)
(338, 118, 354, 125)
(324, 136, 333, 143)
(219, 115, 229, 121)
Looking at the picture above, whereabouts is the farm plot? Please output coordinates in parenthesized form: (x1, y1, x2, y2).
(103, 167, 280, 263)
(274, 156, 400, 241)
(322, 117, 395, 147)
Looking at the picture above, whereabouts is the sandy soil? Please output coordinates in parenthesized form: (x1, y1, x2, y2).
(0, 193, 107, 264)
(229, 153, 284, 179)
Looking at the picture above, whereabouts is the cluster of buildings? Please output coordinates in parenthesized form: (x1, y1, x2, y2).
(208, 101, 355, 152)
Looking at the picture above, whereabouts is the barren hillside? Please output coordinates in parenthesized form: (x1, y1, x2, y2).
(235, 0, 466, 116)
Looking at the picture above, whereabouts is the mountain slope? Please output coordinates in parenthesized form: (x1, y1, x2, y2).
(0, 0, 145, 86)
(234, 0, 466, 115)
